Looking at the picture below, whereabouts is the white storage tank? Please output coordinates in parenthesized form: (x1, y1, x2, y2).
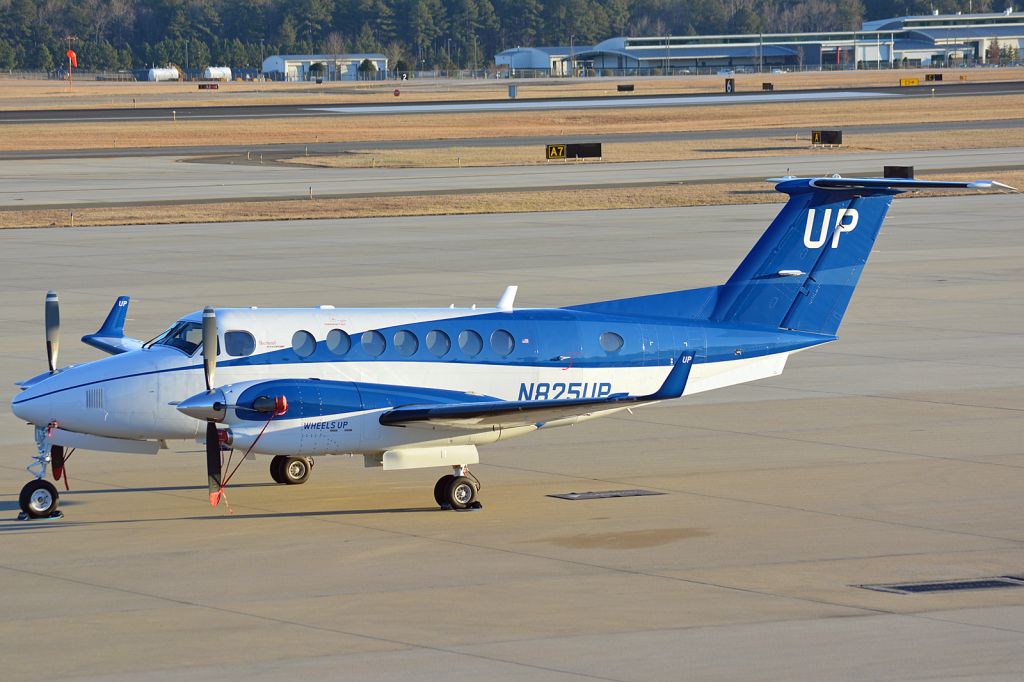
(147, 67, 180, 82)
(202, 66, 232, 81)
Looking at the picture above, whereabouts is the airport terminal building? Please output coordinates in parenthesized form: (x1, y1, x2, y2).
(496, 9, 1024, 75)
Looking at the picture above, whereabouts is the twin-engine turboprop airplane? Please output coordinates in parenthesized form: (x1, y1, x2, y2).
(10, 177, 1013, 519)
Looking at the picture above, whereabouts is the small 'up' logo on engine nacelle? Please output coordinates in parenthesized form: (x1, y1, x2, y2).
(804, 208, 859, 249)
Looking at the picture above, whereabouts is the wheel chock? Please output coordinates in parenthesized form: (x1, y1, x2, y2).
(16, 510, 64, 522)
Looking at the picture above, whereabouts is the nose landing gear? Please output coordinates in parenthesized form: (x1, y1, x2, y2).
(433, 465, 482, 511)
(18, 425, 64, 520)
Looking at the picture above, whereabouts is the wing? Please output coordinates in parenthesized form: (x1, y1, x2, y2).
(380, 352, 694, 430)
(81, 296, 144, 355)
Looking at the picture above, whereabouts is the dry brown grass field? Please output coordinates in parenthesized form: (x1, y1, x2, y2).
(1, 67, 1022, 111)
(2, 169, 1019, 230)
(2, 92, 1023, 152)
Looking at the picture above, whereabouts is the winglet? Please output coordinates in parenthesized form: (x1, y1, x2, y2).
(497, 285, 518, 311)
(81, 296, 143, 355)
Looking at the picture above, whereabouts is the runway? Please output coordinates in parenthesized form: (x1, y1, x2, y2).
(308, 89, 894, 115)
(1, 195, 1022, 679)
(2, 147, 1022, 210)
(1, 80, 1021, 124)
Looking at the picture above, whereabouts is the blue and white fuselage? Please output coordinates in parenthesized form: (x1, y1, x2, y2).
(12, 303, 829, 457)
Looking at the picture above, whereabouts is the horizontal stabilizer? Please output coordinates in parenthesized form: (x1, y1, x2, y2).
(801, 177, 1018, 192)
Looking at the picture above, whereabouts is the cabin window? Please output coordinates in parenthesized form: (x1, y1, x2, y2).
(291, 330, 316, 358)
(326, 329, 351, 355)
(224, 330, 256, 357)
(394, 330, 418, 356)
(458, 330, 483, 357)
(361, 330, 386, 357)
(600, 331, 624, 353)
(426, 330, 451, 357)
(490, 329, 515, 357)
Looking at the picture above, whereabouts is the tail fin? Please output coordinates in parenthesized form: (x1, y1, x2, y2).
(711, 177, 1009, 335)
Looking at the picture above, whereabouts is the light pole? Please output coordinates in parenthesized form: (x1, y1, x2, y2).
(185, 39, 189, 73)
(569, 34, 574, 77)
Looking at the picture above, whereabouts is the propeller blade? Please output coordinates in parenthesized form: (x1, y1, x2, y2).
(202, 306, 216, 392)
(45, 291, 60, 372)
(206, 421, 222, 507)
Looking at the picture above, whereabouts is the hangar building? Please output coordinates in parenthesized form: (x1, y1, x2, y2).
(262, 53, 389, 81)
(496, 9, 1024, 74)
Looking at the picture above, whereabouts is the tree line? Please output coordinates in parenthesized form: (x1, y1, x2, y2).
(0, 0, 1001, 72)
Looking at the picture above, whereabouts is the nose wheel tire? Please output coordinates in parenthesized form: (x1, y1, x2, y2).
(19, 479, 60, 519)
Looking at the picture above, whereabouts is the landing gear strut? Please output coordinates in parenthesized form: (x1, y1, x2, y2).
(18, 425, 63, 520)
(270, 455, 314, 485)
(433, 465, 482, 511)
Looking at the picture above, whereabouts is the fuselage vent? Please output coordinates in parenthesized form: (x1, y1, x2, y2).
(85, 388, 104, 409)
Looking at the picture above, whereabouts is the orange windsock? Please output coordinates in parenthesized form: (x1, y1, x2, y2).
(67, 50, 78, 68)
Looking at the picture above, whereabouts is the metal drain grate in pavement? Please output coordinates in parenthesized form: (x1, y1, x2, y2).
(857, 576, 1024, 595)
(548, 489, 665, 501)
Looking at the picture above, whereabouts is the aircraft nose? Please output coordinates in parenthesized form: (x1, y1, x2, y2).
(11, 383, 53, 426)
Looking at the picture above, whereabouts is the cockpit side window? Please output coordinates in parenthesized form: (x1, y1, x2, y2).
(146, 321, 205, 355)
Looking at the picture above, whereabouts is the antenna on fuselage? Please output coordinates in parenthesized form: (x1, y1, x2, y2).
(497, 285, 518, 311)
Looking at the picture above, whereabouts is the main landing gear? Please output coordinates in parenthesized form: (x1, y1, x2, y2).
(270, 455, 314, 485)
(18, 426, 64, 520)
(433, 465, 482, 511)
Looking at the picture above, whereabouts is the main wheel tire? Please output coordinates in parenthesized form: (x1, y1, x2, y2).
(445, 476, 477, 510)
(433, 474, 455, 507)
(270, 456, 287, 484)
(20, 479, 60, 519)
(282, 456, 311, 485)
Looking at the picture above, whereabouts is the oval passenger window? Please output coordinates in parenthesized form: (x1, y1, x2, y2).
(394, 330, 419, 356)
(291, 330, 316, 358)
(361, 330, 386, 357)
(490, 329, 515, 357)
(458, 330, 483, 357)
(426, 330, 451, 357)
(326, 329, 351, 355)
(600, 331, 624, 353)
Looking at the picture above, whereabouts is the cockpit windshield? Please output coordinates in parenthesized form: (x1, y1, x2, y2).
(144, 321, 204, 355)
